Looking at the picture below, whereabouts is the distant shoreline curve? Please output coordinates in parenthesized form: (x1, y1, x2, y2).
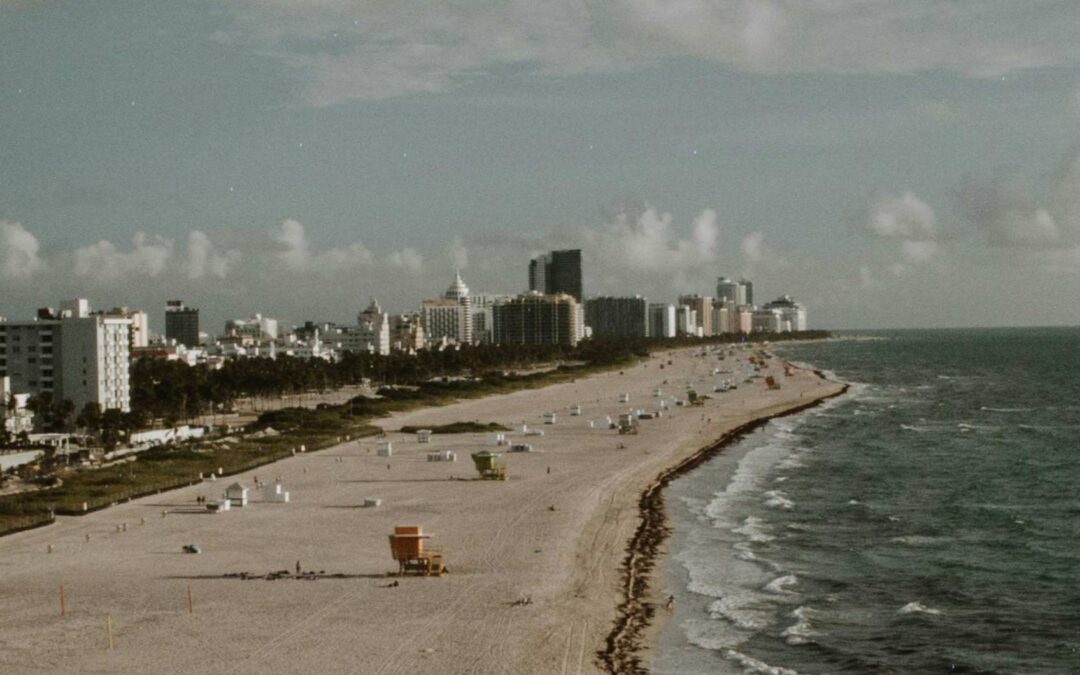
(598, 370, 849, 674)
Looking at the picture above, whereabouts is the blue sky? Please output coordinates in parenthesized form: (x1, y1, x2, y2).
(3, 1, 1080, 330)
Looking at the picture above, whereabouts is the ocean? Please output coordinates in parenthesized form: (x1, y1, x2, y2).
(654, 328, 1080, 674)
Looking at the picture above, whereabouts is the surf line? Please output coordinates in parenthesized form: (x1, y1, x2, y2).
(597, 380, 850, 674)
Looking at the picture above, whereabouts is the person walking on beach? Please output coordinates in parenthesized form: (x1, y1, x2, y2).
(665, 595, 675, 612)
(296, 560, 301, 575)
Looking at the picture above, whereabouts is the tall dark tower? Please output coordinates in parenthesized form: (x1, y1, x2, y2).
(165, 300, 200, 348)
(528, 249, 582, 301)
(548, 249, 582, 302)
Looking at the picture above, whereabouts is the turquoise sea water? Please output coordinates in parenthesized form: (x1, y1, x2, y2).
(656, 328, 1080, 674)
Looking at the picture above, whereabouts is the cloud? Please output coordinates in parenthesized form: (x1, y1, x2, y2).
(219, 1, 1080, 105)
(186, 230, 241, 280)
(448, 235, 469, 270)
(0, 221, 44, 281)
(73, 233, 173, 281)
(957, 175, 1061, 248)
(388, 247, 424, 274)
(901, 240, 939, 264)
(868, 192, 937, 240)
(585, 202, 720, 276)
(740, 231, 765, 264)
(272, 219, 375, 272)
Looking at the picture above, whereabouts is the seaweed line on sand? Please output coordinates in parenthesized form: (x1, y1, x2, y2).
(597, 382, 850, 674)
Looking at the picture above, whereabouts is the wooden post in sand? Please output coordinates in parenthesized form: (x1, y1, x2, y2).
(106, 613, 114, 649)
(187, 585, 193, 614)
(60, 584, 65, 617)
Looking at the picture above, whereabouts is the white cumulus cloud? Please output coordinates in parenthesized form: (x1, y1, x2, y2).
(0, 221, 45, 281)
(73, 233, 173, 281)
(272, 219, 375, 273)
(186, 230, 241, 280)
(868, 192, 937, 240)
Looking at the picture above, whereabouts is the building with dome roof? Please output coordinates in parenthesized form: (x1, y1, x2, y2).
(421, 271, 473, 346)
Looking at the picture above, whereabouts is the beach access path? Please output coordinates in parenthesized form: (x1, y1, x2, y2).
(0, 346, 843, 674)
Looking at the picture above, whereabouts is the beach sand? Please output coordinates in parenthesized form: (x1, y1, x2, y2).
(0, 346, 843, 674)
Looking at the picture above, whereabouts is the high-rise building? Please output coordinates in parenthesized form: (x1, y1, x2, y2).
(675, 305, 698, 336)
(735, 305, 754, 334)
(529, 249, 582, 302)
(752, 308, 784, 333)
(106, 308, 149, 349)
(712, 299, 735, 334)
(740, 279, 754, 307)
(648, 304, 676, 339)
(470, 293, 513, 345)
(584, 296, 649, 339)
(0, 300, 132, 413)
(762, 296, 807, 332)
(678, 295, 714, 337)
(422, 272, 474, 346)
(492, 292, 580, 346)
(528, 255, 549, 297)
(165, 300, 200, 348)
(715, 277, 748, 306)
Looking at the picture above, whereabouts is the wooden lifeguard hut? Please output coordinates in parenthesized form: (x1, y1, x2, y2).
(387, 526, 446, 576)
(471, 451, 506, 480)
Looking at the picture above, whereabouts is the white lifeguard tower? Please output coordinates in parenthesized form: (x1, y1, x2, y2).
(225, 483, 249, 507)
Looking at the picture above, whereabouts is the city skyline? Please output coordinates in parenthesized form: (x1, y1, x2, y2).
(4, 3, 1080, 329)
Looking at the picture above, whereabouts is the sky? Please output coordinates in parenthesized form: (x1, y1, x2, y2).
(3, 1, 1080, 331)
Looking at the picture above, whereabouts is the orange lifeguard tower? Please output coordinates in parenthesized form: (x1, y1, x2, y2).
(388, 526, 446, 576)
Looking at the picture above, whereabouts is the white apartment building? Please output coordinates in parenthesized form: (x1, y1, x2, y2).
(422, 272, 474, 346)
(675, 305, 699, 337)
(752, 307, 785, 333)
(648, 303, 676, 339)
(0, 300, 132, 413)
(763, 296, 808, 332)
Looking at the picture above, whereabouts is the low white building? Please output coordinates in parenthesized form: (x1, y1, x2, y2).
(0, 377, 33, 436)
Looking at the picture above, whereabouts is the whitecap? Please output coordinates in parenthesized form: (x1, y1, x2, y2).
(980, 406, 1032, 413)
(764, 574, 798, 594)
(781, 606, 818, 645)
(900, 423, 926, 432)
(897, 601, 942, 615)
(763, 490, 795, 510)
(708, 596, 771, 630)
(734, 516, 775, 543)
(723, 648, 801, 675)
(847, 499, 860, 505)
(890, 535, 950, 547)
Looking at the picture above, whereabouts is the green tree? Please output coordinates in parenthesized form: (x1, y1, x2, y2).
(76, 402, 102, 436)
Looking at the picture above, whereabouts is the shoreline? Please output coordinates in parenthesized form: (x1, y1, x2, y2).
(599, 373, 849, 674)
(0, 345, 843, 674)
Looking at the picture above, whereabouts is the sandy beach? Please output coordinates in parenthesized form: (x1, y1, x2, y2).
(0, 345, 843, 674)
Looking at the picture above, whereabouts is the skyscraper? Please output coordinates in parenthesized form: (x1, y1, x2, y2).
(492, 292, 580, 346)
(529, 249, 582, 302)
(715, 277, 744, 306)
(165, 300, 200, 348)
(584, 296, 650, 339)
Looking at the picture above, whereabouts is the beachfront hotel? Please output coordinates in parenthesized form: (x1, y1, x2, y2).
(0, 299, 132, 413)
